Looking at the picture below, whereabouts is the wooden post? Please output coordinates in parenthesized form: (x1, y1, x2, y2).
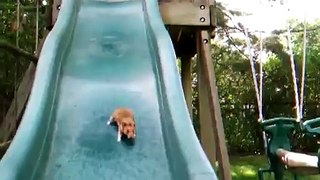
(181, 56, 193, 118)
(197, 54, 217, 168)
(197, 30, 232, 180)
(52, 0, 62, 26)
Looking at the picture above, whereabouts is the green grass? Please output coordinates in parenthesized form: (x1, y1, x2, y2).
(229, 155, 320, 180)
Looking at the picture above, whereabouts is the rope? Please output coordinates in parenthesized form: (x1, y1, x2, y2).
(258, 30, 268, 156)
(299, 11, 307, 119)
(35, 0, 39, 51)
(14, 0, 20, 119)
(286, 23, 301, 122)
(243, 28, 263, 122)
(256, 0, 268, 158)
(16, 0, 20, 48)
(259, 31, 263, 121)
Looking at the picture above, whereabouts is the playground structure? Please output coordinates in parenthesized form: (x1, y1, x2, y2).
(242, 4, 320, 179)
(0, 0, 232, 180)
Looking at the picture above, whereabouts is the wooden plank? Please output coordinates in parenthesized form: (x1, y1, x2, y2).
(276, 148, 319, 175)
(159, 1, 211, 26)
(197, 30, 232, 180)
(0, 64, 36, 142)
(181, 56, 193, 118)
(0, 41, 38, 64)
(197, 54, 217, 168)
(0, 31, 48, 143)
(209, 0, 217, 27)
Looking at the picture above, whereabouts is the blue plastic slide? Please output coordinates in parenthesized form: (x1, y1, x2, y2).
(0, 0, 218, 179)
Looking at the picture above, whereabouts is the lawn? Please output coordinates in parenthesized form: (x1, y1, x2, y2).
(229, 155, 320, 180)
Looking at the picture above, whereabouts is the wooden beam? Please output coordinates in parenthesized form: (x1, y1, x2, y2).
(52, 0, 62, 26)
(166, 27, 197, 58)
(277, 149, 318, 168)
(159, 1, 211, 26)
(0, 64, 36, 143)
(277, 148, 319, 175)
(209, 1, 217, 28)
(197, 30, 232, 180)
(197, 53, 217, 168)
(0, 41, 38, 65)
(181, 56, 193, 118)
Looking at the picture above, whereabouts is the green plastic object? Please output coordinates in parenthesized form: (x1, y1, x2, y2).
(0, 0, 217, 180)
(303, 118, 320, 137)
(258, 117, 298, 180)
(303, 117, 320, 172)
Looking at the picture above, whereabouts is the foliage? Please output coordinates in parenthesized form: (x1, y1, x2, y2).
(209, 19, 320, 154)
(0, 0, 44, 122)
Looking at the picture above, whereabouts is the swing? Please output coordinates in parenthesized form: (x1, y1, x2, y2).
(243, 7, 320, 180)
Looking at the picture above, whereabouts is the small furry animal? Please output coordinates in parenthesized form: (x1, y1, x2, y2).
(107, 108, 136, 142)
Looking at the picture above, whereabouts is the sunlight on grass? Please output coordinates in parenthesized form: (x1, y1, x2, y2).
(232, 165, 257, 179)
(231, 171, 238, 177)
(235, 165, 256, 175)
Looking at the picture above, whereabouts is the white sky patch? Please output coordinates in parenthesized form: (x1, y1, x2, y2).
(218, 0, 319, 33)
(215, 0, 320, 63)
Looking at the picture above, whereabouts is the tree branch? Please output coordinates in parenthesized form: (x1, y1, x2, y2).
(223, 28, 250, 60)
(0, 41, 38, 65)
(272, 25, 320, 35)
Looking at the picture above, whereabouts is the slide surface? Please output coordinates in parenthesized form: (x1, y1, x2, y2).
(0, 0, 217, 179)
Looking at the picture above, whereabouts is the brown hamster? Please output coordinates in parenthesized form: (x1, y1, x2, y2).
(107, 108, 136, 142)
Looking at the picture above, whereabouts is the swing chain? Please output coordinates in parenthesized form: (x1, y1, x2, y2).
(35, 0, 40, 51)
(243, 27, 264, 122)
(282, 0, 307, 122)
(286, 23, 301, 122)
(299, 10, 308, 118)
(14, 0, 20, 119)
